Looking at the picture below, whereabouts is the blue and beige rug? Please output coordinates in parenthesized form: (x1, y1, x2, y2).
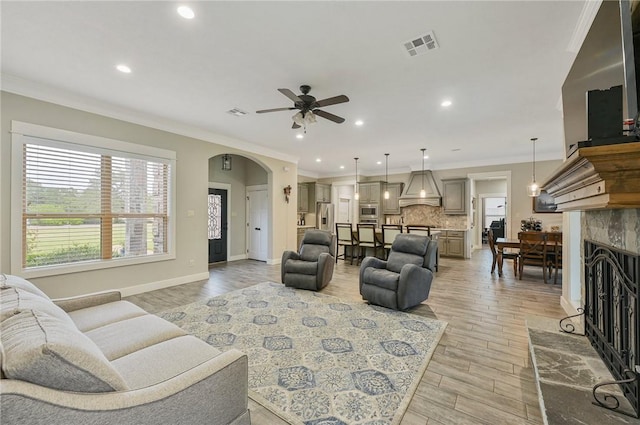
(160, 282, 447, 425)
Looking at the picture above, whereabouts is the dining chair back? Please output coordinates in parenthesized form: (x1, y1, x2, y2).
(357, 223, 381, 263)
(381, 224, 403, 259)
(488, 229, 518, 275)
(335, 223, 358, 265)
(518, 231, 550, 283)
(546, 232, 563, 284)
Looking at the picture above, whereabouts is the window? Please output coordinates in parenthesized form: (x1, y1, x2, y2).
(11, 121, 176, 276)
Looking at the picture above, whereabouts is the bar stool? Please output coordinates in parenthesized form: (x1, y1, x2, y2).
(381, 224, 403, 260)
(335, 223, 358, 265)
(357, 223, 382, 264)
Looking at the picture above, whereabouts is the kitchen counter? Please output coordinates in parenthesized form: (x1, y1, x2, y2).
(297, 225, 316, 229)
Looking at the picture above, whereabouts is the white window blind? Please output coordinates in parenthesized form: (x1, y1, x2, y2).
(18, 134, 172, 271)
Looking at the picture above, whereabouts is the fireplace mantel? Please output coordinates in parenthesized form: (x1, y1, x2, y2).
(542, 141, 640, 211)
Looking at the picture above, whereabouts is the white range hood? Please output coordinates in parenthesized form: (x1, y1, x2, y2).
(398, 171, 442, 207)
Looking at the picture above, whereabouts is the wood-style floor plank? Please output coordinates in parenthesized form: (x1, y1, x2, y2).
(126, 247, 563, 425)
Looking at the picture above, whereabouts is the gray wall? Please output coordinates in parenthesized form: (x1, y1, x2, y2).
(1, 92, 297, 297)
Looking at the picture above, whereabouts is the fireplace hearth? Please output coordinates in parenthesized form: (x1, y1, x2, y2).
(584, 240, 640, 417)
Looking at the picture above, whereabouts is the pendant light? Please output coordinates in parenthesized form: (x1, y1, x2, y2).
(420, 148, 426, 198)
(526, 138, 541, 197)
(354, 157, 360, 200)
(383, 153, 390, 200)
(222, 154, 232, 171)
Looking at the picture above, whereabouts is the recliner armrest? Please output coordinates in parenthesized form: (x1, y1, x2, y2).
(359, 257, 387, 292)
(281, 250, 301, 283)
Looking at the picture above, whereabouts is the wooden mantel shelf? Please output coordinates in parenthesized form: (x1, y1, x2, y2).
(542, 141, 640, 211)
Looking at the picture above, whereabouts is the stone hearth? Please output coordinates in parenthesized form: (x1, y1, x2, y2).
(526, 316, 638, 425)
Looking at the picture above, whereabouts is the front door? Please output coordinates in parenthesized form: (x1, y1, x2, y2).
(208, 188, 228, 263)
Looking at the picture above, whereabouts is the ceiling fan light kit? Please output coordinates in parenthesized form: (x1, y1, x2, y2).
(256, 85, 349, 131)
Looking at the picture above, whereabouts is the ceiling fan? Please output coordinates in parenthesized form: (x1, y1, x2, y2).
(256, 85, 349, 130)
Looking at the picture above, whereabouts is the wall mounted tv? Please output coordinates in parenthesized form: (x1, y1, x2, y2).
(562, 0, 639, 154)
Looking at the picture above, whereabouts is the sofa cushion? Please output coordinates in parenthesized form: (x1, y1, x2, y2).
(363, 267, 400, 291)
(0, 274, 49, 299)
(1, 287, 75, 326)
(112, 335, 221, 389)
(68, 300, 147, 332)
(0, 309, 128, 392)
(85, 314, 187, 361)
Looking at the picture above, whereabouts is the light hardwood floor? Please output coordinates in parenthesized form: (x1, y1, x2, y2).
(126, 247, 563, 425)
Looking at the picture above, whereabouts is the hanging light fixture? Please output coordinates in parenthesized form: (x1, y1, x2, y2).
(526, 138, 541, 197)
(420, 148, 426, 198)
(292, 111, 316, 133)
(222, 154, 232, 171)
(383, 153, 390, 200)
(354, 157, 360, 200)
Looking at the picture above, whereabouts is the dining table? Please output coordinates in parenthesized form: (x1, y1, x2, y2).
(495, 237, 520, 277)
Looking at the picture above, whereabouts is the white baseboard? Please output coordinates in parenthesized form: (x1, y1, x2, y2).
(119, 272, 210, 297)
(560, 295, 584, 333)
(228, 254, 248, 262)
(267, 258, 281, 265)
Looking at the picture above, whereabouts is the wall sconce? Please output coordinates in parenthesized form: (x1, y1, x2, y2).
(222, 154, 232, 171)
(284, 185, 292, 203)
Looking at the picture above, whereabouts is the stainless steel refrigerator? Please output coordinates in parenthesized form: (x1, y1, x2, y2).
(316, 203, 334, 232)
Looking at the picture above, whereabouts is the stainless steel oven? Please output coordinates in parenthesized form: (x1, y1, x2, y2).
(359, 218, 378, 227)
(359, 204, 379, 218)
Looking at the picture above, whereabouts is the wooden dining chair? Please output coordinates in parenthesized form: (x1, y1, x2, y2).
(546, 232, 563, 284)
(381, 224, 403, 260)
(335, 223, 358, 265)
(357, 223, 382, 264)
(488, 229, 518, 275)
(518, 232, 550, 283)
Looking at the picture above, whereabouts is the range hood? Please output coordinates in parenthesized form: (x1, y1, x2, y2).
(398, 171, 442, 207)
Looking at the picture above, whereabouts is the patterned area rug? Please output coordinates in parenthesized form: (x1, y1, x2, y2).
(160, 282, 447, 425)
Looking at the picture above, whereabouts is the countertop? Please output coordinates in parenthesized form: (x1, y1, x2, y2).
(297, 225, 316, 229)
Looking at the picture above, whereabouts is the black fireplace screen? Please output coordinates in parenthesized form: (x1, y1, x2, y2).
(584, 240, 640, 415)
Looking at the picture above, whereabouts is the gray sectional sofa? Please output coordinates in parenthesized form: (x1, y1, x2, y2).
(0, 274, 251, 425)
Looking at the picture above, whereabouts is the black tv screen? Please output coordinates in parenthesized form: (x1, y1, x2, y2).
(561, 0, 638, 152)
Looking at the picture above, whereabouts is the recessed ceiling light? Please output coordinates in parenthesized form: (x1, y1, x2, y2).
(376, 161, 382, 165)
(340, 165, 345, 169)
(441, 100, 452, 107)
(316, 158, 321, 163)
(177, 6, 195, 19)
(116, 64, 131, 73)
(355, 120, 364, 126)
(296, 134, 303, 139)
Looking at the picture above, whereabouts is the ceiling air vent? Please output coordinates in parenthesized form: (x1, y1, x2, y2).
(403, 31, 439, 57)
(226, 108, 248, 116)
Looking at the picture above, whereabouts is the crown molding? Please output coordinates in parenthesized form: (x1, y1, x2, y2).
(1, 73, 299, 165)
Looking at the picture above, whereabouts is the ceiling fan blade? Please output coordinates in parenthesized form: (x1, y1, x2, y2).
(314, 109, 346, 124)
(256, 107, 296, 114)
(315, 95, 349, 108)
(278, 88, 302, 103)
(292, 122, 301, 129)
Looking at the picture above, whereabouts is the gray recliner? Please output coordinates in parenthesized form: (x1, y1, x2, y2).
(359, 234, 436, 310)
(281, 229, 336, 291)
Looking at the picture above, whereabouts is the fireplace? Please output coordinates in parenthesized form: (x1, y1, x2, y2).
(583, 239, 640, 415)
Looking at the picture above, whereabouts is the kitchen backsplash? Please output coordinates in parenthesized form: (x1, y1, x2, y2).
(386, 205, 467, 229)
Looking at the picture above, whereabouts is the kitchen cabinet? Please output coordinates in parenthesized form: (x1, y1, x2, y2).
(442, 179, 467, 215)
(382, 182, 403, 214)
(438, 230, 466, 258)
(297, 183, 309, 213)
(315, 183, 331, 203)
(297, 227, 307, 248)
(358, 182, 381, 204)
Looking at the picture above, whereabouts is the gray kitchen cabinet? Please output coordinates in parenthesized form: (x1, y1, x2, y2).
(439, 230, 466, 258)
(315, 183, 331, 203)
(382, 182, 403, 214)
(442, 179, 467, 215)
(358, 182, 381, 204)
(297, 183, 309, 213)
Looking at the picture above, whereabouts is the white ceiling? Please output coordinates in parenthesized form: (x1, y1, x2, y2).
(1, 1, 589, 177)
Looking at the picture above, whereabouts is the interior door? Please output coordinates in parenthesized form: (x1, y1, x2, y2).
(208, 188, 228, 263)
(247, 189, 268, 261)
